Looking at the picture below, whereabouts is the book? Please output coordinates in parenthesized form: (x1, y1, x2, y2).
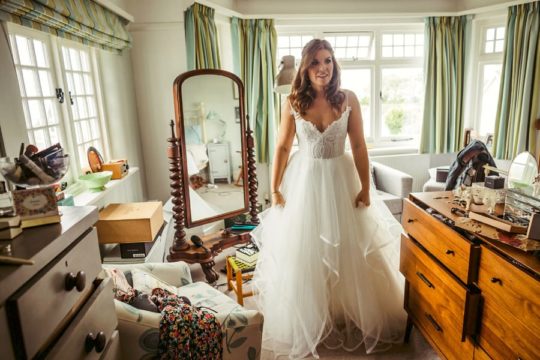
(21, 214, 61, 229)
(120, 238, 157, 258)
(236, 242, 259, 265)
(0, 226, 22, 240)
(101, 244, 147, 264)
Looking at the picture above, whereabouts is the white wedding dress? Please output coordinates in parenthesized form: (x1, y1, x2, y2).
(251, 104, 407, 359)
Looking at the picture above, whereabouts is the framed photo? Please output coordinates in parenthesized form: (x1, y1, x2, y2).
(235, 106, 240, 123)
(233, 83, 239, 99)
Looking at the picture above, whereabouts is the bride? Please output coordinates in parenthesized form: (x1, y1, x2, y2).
(251, 39, 407, 359)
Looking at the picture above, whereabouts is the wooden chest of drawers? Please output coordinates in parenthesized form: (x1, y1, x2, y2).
(0, 206, 120, 359)
(401, 192, 540, 360)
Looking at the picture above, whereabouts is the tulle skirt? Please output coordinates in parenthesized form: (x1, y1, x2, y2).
(251, 152, 407, 359)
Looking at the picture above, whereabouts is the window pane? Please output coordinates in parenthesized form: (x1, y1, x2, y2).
(44, 99, 59, 125)
(278, 36, 289, 48)
(382, 34, 393, 46)
(486, 28, 495, 41)
(336, 36, 347, 47)
(393, 47, 404, 57)
(87, 97, 96, 118)
(28, 100, 46, 127)
(485, 40, 494, 53)
(496, 27, 505, 40)
(73, 73, 84, 94)
(38, 70, 54, 96)
(335, 48, 347, 59)
(381, 67, 423, 138)
(83, 74, 94, 95)
(341, 69, 371, 136)
(393, 34, 404, 46)
(33, 40, 48, 67)
(347, 36, 359, 47)
(382, 46, 393, 57)
(49, 126, 60, 144)
(479, 64, 502, 135)
(22, 69, 40, 96)
(495, 40, 504, 53)
(16, 35, 33, 66)
(416, 34, 424, 45)
(80, 51, 90, 71)
(33, 128, 48, 149)
(81, 120, 91, 142)
(290, 36, 301, 47)
(90, 118, 101, 139)
(62, 47, 71, 70)
(346, 47, 357, 59)
(404, 34, 415, 45)
(70, 48, 81, 71)
(77, 97, 88, 118)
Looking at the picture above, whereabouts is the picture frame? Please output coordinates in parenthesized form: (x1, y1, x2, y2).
(235, 106, 240, 123)
(233, 83, 239, 99)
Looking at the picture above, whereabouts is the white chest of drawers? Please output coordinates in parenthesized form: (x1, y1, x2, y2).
(0, 206, 120, 359)
(207, 142, 231, 184)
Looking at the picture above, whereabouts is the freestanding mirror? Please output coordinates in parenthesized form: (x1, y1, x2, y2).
(166, 69, 259, 283)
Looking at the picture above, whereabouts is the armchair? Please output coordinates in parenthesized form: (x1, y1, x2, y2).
(371, 161, 414, 221)
(102, 262, 263, 360)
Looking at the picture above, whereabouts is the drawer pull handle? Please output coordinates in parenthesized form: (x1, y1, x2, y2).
(490, 277, 502, 285)
(416, 271, 434, 289)
(65, 271, 86, 292)
(445, 249, 455, 255)
(407, 219, 415, 223)
(425, 313, 442, 332)
(85, 331, 107, 353)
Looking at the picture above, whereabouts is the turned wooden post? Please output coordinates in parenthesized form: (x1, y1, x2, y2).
(246, 116, 259, 225)
(166, 120, 189, 255)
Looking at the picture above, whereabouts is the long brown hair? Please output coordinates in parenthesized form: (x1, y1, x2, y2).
(289, 39, 345, 115)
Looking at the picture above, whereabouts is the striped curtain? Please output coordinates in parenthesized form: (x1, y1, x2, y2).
(493, 1, 540, 160)
(0, 0, 131, 52)
(184, 2, 220, 70)
(420, 16, 471, 154)
(231, 17, 277, 164)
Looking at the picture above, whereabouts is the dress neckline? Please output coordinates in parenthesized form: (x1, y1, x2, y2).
(296, 106, 351, 135)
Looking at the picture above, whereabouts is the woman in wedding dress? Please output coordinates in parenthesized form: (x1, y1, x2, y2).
(251, 39, 407, 359)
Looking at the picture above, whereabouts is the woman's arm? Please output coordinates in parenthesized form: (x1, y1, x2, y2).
(271, 101, 296, 206)
(346, 90, 371, 207)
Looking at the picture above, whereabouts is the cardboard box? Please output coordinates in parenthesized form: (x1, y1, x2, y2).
(96, 201, 164, 244)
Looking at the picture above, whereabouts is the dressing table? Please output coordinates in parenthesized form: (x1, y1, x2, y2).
(401, 191, 540, 360)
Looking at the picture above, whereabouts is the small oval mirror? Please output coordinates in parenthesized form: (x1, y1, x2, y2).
(507, 151, 538, 191)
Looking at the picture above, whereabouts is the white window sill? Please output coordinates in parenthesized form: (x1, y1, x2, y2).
(67, 167, 140, 207)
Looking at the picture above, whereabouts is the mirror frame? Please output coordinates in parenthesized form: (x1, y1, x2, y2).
(173, 69, 249, 228)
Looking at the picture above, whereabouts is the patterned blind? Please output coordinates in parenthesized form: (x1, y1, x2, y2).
(0, 0, 131, 52)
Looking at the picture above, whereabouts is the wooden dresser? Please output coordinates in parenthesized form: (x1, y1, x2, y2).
(0, 206, 120, 359)
(401, 192, 540, 360)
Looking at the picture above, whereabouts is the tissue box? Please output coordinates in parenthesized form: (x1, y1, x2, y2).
(485, 175, 505, 189)
(96, 202, 164, 244)
(436, 167, 449, 182)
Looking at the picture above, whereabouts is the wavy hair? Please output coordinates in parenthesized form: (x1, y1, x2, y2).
(289, 39, 345, 115)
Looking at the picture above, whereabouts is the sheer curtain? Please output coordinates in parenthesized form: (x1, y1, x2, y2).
(420, 16, 471, 154)
(493, 1, 540, 159)
(231, 17, 277, 163)
(184, 2, 221, 70)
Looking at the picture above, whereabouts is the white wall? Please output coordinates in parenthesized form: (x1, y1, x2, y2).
(0, 23, 29, 158)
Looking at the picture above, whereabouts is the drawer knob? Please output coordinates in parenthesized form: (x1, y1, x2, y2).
(445, 249, 455, 255)
(425, 313, 442, 332)
(490, 277, 502, 285)
(65, 271, 86, 292)
(416, 271, 435, 289)
(85, 331, 107, 353)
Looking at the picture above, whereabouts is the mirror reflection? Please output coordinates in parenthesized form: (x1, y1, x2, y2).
(181, 74, 245, 222)
(507, 151, 538, 191)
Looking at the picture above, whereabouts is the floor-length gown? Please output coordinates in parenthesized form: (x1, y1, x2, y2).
(251, 104, 407, 359)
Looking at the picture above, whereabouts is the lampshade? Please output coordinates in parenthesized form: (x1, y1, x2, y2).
(274, 55, 296, 94)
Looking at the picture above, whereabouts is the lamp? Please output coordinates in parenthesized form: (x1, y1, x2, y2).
(274, 55, 296, 94)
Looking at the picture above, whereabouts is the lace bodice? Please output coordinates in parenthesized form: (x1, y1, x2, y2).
(292, 107, 351, 159)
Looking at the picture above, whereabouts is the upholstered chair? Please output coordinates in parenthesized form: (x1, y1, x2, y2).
(102, 262, 263, 360)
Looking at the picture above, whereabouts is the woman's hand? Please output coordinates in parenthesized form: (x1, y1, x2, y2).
(355, 189, 370, 208)
(272, 191, 286, 207)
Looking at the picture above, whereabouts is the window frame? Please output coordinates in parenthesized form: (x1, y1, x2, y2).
(276, 24, 424, 149)
(6, 23, 110, 183)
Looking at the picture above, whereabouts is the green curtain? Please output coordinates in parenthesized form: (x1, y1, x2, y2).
(184, 2, 220, 70)
(0, 0, 131, 52)
(420, 16, 471, 154)
(231, 17, 277, 164)
(493, 1, 540, 160)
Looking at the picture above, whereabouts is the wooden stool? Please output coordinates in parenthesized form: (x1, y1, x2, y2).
(226, 256, 255, 305)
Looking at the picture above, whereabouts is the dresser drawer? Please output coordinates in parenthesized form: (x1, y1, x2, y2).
(402, 199, 479, 284)
(478, 296, 539, 360)
(407, 285, 475, 360)
(47, 278, 117, 359)
(0, 306, 15, 360)
(400, 234, 479, 338)
(100, 330, 121, 360)
(473, 345, 492, 360)
(478, 246, 540, 334)
(7, 228, 101, 359)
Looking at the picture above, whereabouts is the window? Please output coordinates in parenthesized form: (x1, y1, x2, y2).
(277, 29, 424, 147)
(8, 24, 108, 182)
(474, 23, 505, 136)
(277, 35, 314, 63)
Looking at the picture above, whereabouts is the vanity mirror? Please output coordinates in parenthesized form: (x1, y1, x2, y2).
(166, 69, 259, 283)
(507, 151, 538, 191)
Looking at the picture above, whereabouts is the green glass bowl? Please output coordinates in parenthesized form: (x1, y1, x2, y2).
(78, 171, 113, 191)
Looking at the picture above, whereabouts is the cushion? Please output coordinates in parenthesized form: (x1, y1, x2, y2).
(131, 268, 178, 295)
(104, 268, 135, 302)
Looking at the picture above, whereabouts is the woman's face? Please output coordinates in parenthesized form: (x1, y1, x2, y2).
(307, 49, 334, 89)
